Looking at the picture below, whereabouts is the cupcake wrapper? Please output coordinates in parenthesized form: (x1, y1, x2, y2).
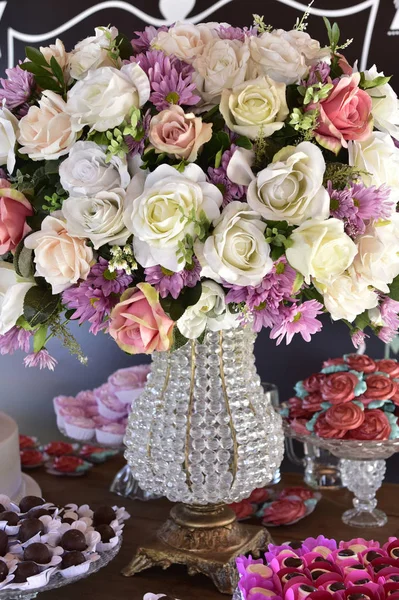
(113, 388, 142, 405)
(96, 535, 120, 552)
(59, 554, 99, 579)
(0, 496, 19, 514)
(0, 522, 19, 536)
(6, 566, 56, 591)
(64, 421, 95, 441)
(95, 429, 124, 446)
(56, 414, 65, 430)
(0, 575, 16, 590)
(97, 401, 127, 421)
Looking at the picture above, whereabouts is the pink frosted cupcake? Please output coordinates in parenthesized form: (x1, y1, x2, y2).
(96, 423, 125, 446)
(95, 384, 128, 420)
(76, 390, 97, 406)
(64, 416, 95, 441)
(108, 365, 151, 405)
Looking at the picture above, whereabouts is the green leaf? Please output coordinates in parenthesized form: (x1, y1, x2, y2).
(64, 309, 76, 321)
(115, 33, 134, 60)
(389, 274, 399, 301)
(19, 62, 51, 78)
(197, 330, 206, 345)
(270, 246, 286, 261)
(25, 46, 49, 67)
(323, 17, 333, 45)
(33, 324, 47, 353)
(23, 286, 59, 327)
(44, 160, 61, 175)
(235, 136, 253, 150)
(13, 241, 34, 279)
(359, 73, 392, 90)
(214, 147, 223, 169)
(331, 22, 340, 46)
(172, 328, 190, 351)
(34, 76, 62, 93)
(50, 56, 65, 87)
(160, 282, 202, 321)
(354, 310, 371, 332)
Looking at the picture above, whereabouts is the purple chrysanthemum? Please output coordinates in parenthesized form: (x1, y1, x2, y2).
(183, 257, 202, 288)
(125, 109, 151, 157)
(380, 297, 399, 330)
(144, 265, 185, 299)
(0, 64, 35, 114)
(24, 349, 57, 371)
(131, 25, 168, 53)
(351, 329, 369, 350)
(0, 327, 31, 356)
(131, 50, 200, 110)
(217, 25, 255, 41)
(208, 145, 247, 207)
(270, 300, 323, 345)
(306, 61, 331, 86)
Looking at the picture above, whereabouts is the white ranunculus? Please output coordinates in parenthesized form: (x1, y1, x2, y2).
(151, 22, 217, 62)
(348, 132, 399, 199)
(247, 141, 330, 225)
(24, 214, 93, 294)
(0, 106, 18, 173)
(249, 29, 308, 84)
(193, 38, 250, 108)
(177, 280, 238, 339)
(194, 201, 273, 286)
(351, 216, 399, 293)
(59, 141, 130, 196)
(124, 164, 222, 272)
(362, 65, 399, 140)
(286, 218, 357, 285)
(220, 75, 289, 140)
(282, 30, 331, 66)
(69, 26, 120, 80)
(62, 188, 130, 250)
(316, 273, 379, 323)
(0, 262, 34, 335)
(66, 63, 150, 133)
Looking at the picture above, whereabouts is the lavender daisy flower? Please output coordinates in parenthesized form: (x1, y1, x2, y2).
(144, 265, 185, 299)
(350, 182, 393, 221)
(89, 257, 133, 297)
(270, 300, 323, 345)
(182, 257, 201, 288)
(328, 182, 357, 220)
(217, 25, 254, 41)
(306, 62, 331, 86)
(380, 297, 399, 330)
(0, 64, 35, 113)
(131, 25, 168, 53)
(208, 146, 247, 207)
(125, 109, 151, 157)
(24, 349, 57, 371)
(351, 329, 369, 350)
(378, 327, 397, 343)
(0, 327, 31, 355)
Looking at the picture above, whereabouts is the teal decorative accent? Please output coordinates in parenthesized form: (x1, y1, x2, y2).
(386, 412, 399, 440)
(354, 380, 367, 396)
(321, 364, 350, 374)
(373, 371, 390, 378)
(294, 380, 308, 399)
(352, 400, 365, 411)
(306, 411, 322, 432)
(368, 399, 394, 410)
(321, 402, 332, 410)
(280, 406, 289, 418)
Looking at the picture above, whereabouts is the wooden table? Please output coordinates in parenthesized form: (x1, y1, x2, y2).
(33, 456, 399, 600)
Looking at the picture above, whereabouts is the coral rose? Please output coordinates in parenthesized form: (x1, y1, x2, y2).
(364, 375, 398, 400)
(314, 413, 347, 439)
(303, 373, 326, 393)
(303, 392, 323, 414)
(262, 499, 306, 525)
(309, 73, 373, 154)
(324, 402, 365, 431)
(320, 372, 359, 404)
(376, 360, 399, 378)
(0, 180, 32, 253)
(109, 283, 174, 355)
(348, 409, 391, 440)
(345, 354, 376, 374)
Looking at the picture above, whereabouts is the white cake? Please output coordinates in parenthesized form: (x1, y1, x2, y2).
(0, 412, 25, 502)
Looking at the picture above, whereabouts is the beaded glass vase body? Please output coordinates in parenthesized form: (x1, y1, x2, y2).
(124, 328, 284, 505)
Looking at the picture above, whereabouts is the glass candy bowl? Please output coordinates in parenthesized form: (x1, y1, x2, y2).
(284, 420, 399, 527)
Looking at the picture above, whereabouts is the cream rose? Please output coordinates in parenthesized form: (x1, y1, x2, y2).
(66, 63, 150, 132)
(362, 66, 399, 140)
(177, 281, 238, 339)
(59, 141, 130, 196)
(18, 91, 77, 161)
(195, 201, 273, 286)
(0, 106, 18, 173)
(0, 262, 34, 335)
(40, 39, 69, 77)
(69, 27, 120, 80)
(249, 29, 307, 84)
(351, 216, 399, 293)
(282, 30, 331, 67)
(148, 105, 212, 162)
(220, 76, 288, 140)
(151, 22, 217, 62)
(124, 164, 222, 272)
(24, 215, 93, 294)
(316, 274, 379, 322)
(286, 218, 357, 285)
(247, 141, 330, 225)
(62, 188, 130, 250)
(193, 38, 250, 108)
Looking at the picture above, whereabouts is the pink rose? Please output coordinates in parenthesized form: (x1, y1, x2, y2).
(262, 499, 306, 525)
(149, 105, 212, 162)
(308, 73, 373, 154)
(109, 283, 174, 354)
(337, 54, 353, 75)
(0, 179, 32, 253)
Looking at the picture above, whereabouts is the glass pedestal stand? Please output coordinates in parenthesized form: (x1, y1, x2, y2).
(110, 464, 160, 501)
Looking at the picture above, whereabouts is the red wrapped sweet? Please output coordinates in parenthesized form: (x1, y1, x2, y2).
(324, 403, 365, 431)
(279, 487, 314, 501)
(230, 499, 254, 520)
(262, 499, 306, 526)
(348, 410, 391, 441)
(53, 456, 85, 473)
(345, 354, 376, 374)
(376, 360, 399, 378)
(44, 441, 75, 457)
(320, 372, 359, 404)
(363, 375, 398, 401)
(314, 413, 347, 439)
(20, 449, 44, 468)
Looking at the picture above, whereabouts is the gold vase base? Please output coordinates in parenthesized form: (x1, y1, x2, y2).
(122, 504, 272, 594)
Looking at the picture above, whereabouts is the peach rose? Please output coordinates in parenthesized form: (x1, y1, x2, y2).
(348, 409, 391, 441)
(364, 374, 398, 400)
(325, 402, 365, 431)
(345, 354, 376, 374)
(0, 179, 32, 253)
(320, 372, 359, 404)
(109, 283, 174, 355)
(149, 105, 212, 162)
(308, 73, 373, 154)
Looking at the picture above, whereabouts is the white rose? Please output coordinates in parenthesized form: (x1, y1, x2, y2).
(177, 280, 238, 339)
(193, 38, 250, 108)
(0, 106, 18, 173)
(249, 30, 308, 84)
(348, 132, 399, 198)
(40, 39, 69, 77)
(282, 30, 331, 66)
(59, 141, 130, 196)
(194, 201, 273, 286)
(124, 164, 222, 272)
(24, 214, 93, 294)
(69, 27, 120, 80)
(286, 218, 357, 285)
(66, 63, 150, 133)
(316, 273, 378, 322)
(0, 262, 34, 335)
(18, 91, 77, 161)
(220, 75, 288, 140)
(247, 141, 329, 225)
(62, 188, 130, 250)
(351, 216, 399, 293)
(151, 22, 217, 62)
(362, 66, 399, 140)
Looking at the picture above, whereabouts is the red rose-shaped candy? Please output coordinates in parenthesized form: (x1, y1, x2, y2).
(364, 375, 398, 400)
(44, 442, 75, 457)
(19, 435, 38, 450)
(325, 402, 365, 431)
(303, 393, 323, 414)
(20, 450, 44, 468)
(262, 499, 306, 525)
(320, 372, 359, 404)
(289, 397, 310, 419)
(279, 487, 314, 501)
(248, 488, 270, 503)
(303, 373, 326, 393)
(315, 414, 347, 439)
(230, 499, 254, 520)
(348, 409, 391, 441)
(323, 358, 345, 368)
(376, 360, 399, 378)
(53, 456, 84, 473)
(345, 354, 376, 374)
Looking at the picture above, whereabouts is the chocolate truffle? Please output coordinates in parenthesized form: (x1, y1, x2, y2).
(284, 572, 304, 582)
(28, 508, 50, 519)
(338, 549, 356, 557)
(311, 570, 329, 579)
(24, 542, 51, 564)
(0, 505, 5, 513)
(61, 551, 86, 570)
(284, 557, 303, 568)
(374, 564, 393, 573)
(92, 506, 116, 526)
(18, 518, 45, 543)
(19, 496, 45, 514)
(96, 524, 115, 543)
(0, 511, 19, 526)
(329, 583, 346, 592)
(289, 541, 303, 549)
(366, 551, 383, 562)
(300, 585, 317, 593)
(0, 560, 8, 582)
(13, 561, 40, 583)
(355, 579, 370, 585)
(0, 530, 8, 556)
(61, 529, 87, 552)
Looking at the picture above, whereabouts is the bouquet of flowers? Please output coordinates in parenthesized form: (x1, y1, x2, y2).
(1, 12, 399, 369)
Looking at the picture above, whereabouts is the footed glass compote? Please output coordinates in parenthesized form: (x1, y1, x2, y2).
(284, 420, 399, 527)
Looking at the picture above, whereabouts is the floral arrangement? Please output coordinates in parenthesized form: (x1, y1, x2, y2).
(284, 355, 399, 441)
(237, 536, 399, 600)
(1, 12, 399, 368)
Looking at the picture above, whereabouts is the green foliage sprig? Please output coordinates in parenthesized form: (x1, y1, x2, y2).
(20, 47, 67, 98)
